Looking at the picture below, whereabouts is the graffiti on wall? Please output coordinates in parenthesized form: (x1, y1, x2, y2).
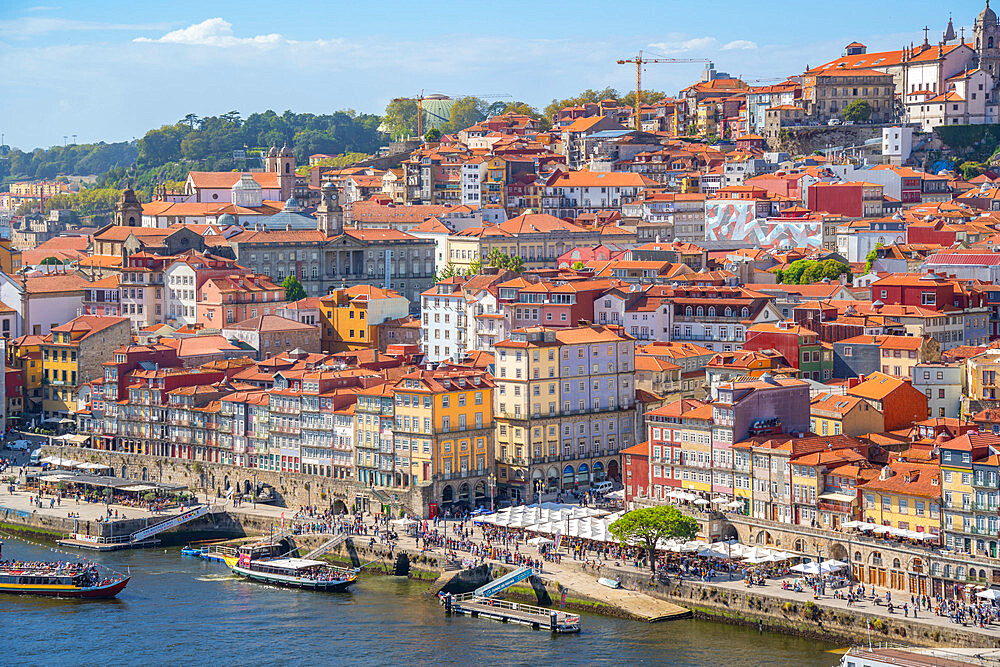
(706, 201, 823, 248)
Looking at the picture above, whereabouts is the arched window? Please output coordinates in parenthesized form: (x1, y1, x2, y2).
(990, 36, 995, 49)
(696, 306, 704, 317)
(741, 307, 750, 318)
(854, 551, 862, 562)
(285, 163, 291, 174)
(685, 306, 693, 316)
(724, 307, 733, 317)
(707, 306, 716, 317)
(892, 558, 901, 569)
(956, 566, 966, 579)
(911, 558, 922, 574)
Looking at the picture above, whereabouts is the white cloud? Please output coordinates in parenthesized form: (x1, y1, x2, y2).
(722, 40, 757, 51)
(648, 36, 758, 55)
(134, 18, 293, 48)
(25, 6, 61, 11)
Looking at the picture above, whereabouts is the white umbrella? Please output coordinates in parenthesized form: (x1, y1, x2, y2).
(693, 498, 710, 506)
(977, 589, 1000, 600)
(389, 517, 417, 527)
(711, 497, 730, 505)
(527, 536, 553, 546)
(819, 561, 846, 574)
(724, 501, 741, 509)
(841, 520, 861, 529)
(791, 562, 820, 574)
(604, 489, 625, 500)
(698, 545, 736, 559)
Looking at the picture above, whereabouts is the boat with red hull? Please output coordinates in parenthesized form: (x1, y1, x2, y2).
(0, 561, 130, 598)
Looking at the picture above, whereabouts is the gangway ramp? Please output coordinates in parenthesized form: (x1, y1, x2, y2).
(302, 534, 348, 559)
(130, 505, 210, 543)
(474, 566, 533, 598)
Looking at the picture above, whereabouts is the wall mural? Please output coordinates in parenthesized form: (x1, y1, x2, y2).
(706, 201, 823, 248)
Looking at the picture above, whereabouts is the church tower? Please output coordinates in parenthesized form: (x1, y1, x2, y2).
(114, 181, 142, 227)
(316, 182, 343, 237)
(265, 143, 295, 201)
(975, 0, 1000, 80)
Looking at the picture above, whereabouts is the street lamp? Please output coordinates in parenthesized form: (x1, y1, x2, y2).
(535, 479, 544, 509)
(488, 473, 496, 512)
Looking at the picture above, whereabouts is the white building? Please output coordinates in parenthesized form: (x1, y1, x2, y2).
(906, 68, 996, 129)
(461, 158, 487, 207)
(163, 261, 199, 326)
(912, 362, 963, 419)
(882, 126, 914, 164)
(421, 278, 467, 362)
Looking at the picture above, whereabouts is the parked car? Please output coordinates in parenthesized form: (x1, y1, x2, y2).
(828, 118, 842, 126)
(9, 440, 29, 451)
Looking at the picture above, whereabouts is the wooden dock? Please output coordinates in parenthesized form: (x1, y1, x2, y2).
(441, 592, 580, 633)
(57, 536, 160, 551)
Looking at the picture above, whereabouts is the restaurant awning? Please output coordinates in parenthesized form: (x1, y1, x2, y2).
(817, 492, 856, 503)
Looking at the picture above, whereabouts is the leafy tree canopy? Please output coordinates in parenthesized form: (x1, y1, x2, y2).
(841, 100, 872, 122)
(778, 259, 850, 284)
(485, 248, 524, 273)
(281, 275, 307, 303)
(608, 506, 698, 572)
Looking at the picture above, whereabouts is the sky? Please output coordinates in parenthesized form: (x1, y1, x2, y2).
(0, 0, 991, 150)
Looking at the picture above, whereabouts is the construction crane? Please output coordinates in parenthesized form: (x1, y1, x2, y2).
(616, 52, 710, 128)
(391, 91, 513, 139)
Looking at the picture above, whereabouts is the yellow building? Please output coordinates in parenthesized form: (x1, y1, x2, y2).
(41, 315, 130, 419)
(319, 285, 409, 352)
(10, 334, 44, 414)
(0, 239, 22, 276)
(810, 393, 884, 437)
(861, 460, 941, 542)
(391, 368, 494, 510)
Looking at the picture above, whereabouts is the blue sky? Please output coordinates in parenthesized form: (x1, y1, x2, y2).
(0, 0, 989, 150)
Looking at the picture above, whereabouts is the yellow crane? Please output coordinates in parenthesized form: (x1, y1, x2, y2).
(616, 52, 710, 129)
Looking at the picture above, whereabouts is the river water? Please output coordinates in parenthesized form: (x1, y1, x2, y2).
(1, 537, 840, 666)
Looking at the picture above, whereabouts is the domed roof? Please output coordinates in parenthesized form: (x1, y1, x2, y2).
(217, 213, 236, 225)
(283, 196, 302, 212)
(280, 143, 294, 157)
(232, 173, 261, 190)
(979, 0, 997, 26)
(267, 144, 279, 158)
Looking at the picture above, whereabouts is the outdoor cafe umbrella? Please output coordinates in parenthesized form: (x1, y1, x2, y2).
(527, 536, 553, 546)
(693, 498, 711, 506)
(977, 589, 1000, 601)
(791, 562, 821, 575)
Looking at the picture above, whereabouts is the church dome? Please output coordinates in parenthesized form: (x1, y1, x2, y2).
(217, 213, 236, 225)
(283, 196, 302, 212)
(280, 143, 294, 157)
(978, 1, 997, 27)
(267, 144, 279, 158)
(232, 173, 260, 191)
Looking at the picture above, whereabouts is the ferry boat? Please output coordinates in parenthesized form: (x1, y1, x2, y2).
(0, 560, 129, 598)
(223, 545, 357, 592)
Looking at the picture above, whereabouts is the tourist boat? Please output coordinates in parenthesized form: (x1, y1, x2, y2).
(223, 545, 357, 592)
(0, 560, 129, 598)
(598, 576, 621, 589)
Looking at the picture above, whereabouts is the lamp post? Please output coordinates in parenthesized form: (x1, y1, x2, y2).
(488, 473, 496, 512)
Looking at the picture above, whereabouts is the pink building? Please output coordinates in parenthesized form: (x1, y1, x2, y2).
(198, 274, 286, 327)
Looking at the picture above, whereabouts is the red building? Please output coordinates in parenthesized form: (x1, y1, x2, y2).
(807, 181, 882, 217)
(639, 399, 710, 502)
(742, 321, 822, 370)
(621, 441, 649, 504)
(735, 134, 766, 151)
(5, 367, 24, 424)
(100, 343, 182, 403)
(870, 273, 986, 312)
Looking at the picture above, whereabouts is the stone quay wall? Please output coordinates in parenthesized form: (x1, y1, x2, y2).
(41, 446, 433, 517)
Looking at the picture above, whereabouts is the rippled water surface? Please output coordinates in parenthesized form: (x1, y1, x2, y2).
(1, 538, 841, 665)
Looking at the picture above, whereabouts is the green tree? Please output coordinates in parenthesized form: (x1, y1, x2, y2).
(441, 96, 488, 134)
(864, 242, 884, 274)
(434, 263, 460, 282)
(381, 99, 419, 138)
(841, 100, 872, 122)
(781, 259, 811, 284)
(608, 506, 698, 572)
(40, 257, 62, 265)
(620, 89, 667, 109)
(770, 268, 784, 283)
(800, 262, 824, 284)
(485, 248, 524, 273)
(571, 261, 585, 270)
(424, 128, 442, 143)
(466, 257, 482, 276)
(819, 259, 850, 281)
(281, 275, 307, 303)
(959, 160, 987, 181)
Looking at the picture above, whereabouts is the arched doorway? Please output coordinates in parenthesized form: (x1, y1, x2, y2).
(756, 531, 773, 545)
(243, 479, 252, 496)
(547, 467, 558, 492)
(607, 459, 620, 481)
(562, 465, 575, 488)
(473, 481, 486, 507)
(458, 482, 471, 508)
(577, 463, 590, 487)
(333, 499, 348, 514)
(793, 538, 805, 553)
(593, 461, 605, 482)
(121, 465, 128, 478)
(829, 543, 848, 562)
(224, 476, 231, 493)
(442, 485, 454, 504)
(141, 467, 148, 482)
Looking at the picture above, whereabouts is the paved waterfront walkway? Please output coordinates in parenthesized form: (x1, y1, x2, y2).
(0, 488, 164, 522)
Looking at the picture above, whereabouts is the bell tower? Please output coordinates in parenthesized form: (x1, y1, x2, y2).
(976, 0, 1000, 80)
(114, 181, 142, 227)
(316, 182, 343, 237)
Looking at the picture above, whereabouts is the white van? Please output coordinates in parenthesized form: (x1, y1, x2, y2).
(29, 449, 42, 466)
(593, 481, 615, 495)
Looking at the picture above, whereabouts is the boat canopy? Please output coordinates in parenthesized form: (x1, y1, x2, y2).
(261, 558, 327, 570)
